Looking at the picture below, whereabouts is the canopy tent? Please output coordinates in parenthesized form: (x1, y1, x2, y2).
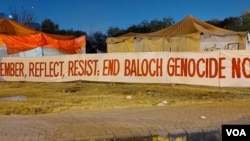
(107, 16, 248, 53)
(0, 18, 86, 57)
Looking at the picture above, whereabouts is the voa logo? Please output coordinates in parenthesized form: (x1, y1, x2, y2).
(226, 129, 246, 136)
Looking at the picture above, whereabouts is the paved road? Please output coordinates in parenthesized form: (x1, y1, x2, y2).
(0, 99, 249, 141)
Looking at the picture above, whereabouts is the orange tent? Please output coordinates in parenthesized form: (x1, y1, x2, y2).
(0, 18, 86, 54)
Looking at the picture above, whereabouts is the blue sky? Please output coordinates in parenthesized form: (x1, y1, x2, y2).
(1, 0, 250, 34)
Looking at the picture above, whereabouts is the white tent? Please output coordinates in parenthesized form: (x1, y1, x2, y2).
(107, 16, 248, 53)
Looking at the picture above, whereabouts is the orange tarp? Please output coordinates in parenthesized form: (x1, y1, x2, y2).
(0, 18, 86, 54)
(43, 33, 86, 54)
(0, 18, 38, 35)
(0, 33, 45, 54)
(0, 33, 86, 54)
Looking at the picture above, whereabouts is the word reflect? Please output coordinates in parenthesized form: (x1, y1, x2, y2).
(29, 61, 64, 77)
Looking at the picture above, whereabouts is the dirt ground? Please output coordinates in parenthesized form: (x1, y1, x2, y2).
(0, 81, 250, 115)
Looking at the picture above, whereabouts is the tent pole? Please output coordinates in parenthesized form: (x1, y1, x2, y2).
(41, 46, 44, 56)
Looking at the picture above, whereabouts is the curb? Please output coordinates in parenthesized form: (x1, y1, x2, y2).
(58, 127, 222, 141)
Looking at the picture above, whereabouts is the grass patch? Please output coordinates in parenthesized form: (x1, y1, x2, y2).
(0, 81, 249, 115)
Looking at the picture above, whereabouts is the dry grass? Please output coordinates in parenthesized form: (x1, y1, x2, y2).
(0, 81, 250, 115)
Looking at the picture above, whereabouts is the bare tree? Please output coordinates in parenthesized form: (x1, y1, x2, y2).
(8, 7, 19, 22)
(20, 7, 35, 27)
(8, 6, 35, 27)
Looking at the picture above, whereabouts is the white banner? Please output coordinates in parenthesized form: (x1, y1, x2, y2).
(0, 50, 249, 87)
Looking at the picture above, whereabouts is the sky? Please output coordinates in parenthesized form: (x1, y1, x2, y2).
(1, 0, 250, 34)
